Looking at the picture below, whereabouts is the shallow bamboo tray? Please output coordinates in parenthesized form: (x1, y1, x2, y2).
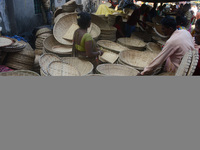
(36, 28, 52, 37)
(91, 14, 110, 29)
(99, 51, 119, 64)
(96, 64, 139, 76)
(0, 36, 14, 47)
(0, 70, 40, 76)
(146, 42, 161, 54)
(39, 53, 62, 75)
(117, 38, 146, 51)
(119, 50, 159, 70)
(97, 40, 128, 53)
(47, 61, 80, 76)
(61, 57, 94, 76)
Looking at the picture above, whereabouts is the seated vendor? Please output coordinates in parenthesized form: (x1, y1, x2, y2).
(72, 12, 103, 68)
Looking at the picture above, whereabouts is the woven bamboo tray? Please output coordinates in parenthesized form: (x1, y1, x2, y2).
(96, 64, 139, 76)
(36, 28, 52, 37)
(156, 72, 175, 76)
(0, 70, 40, 76)
(54, 7, 63, 19)
(0, 36, 14, 47)
(187, 49, 199, 76)
(54, 12, 77, 24)
(61, 57, 94, 76)
(91, 14, 110, 29)
(52, 45, 72, 54)
(5, 61, 34, 70)
(119, 50, 159, 70)
(153, 24, 168, 38)
(146, 42, 161, 54)
(99, 51, 119, 64)
(53, 13, 78, 45)
(47, 61, 80, 76)
(37, 33, 52, 39)
(175, 50, 193, 76)
(2, 40, 27, 52)
(117, 38, 146, 51)
(7, 53, 35, 65)
(39, 53, 62, 75)
(97, 40, 128, 53)
(43, 35, 72, 56)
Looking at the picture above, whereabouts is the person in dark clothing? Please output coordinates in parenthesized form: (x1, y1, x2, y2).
(114, 16, 125, 39)
(149, 2, 157, 22)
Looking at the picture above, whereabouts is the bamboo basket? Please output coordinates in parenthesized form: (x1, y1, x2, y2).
(153, 24, 168, 38)
(146, 42, 161, 54)
(54, 12, 76, 24)
(54, 7, 63, 19)
(175, 50, 193, 76)
(0, 36, 14, 47)
(119, 50, 159, 71)
(91, 14, 110, 29)
(96, 64, 139, 76)
(99, 51, 119, 64)
(61, 57, 94, 76)
(117, 38, 146, 51)
(43, 35, 72, 57)
(97, 40, 128, 53)
(47, 61, 80, 76)
(36, 27, 52, 37)
(53, 13, 79, 45)
(5, 61, 34, 70)
(39, 53, 62, 75)
(2, 40, 27, 53)
(0, 70, 40, 76)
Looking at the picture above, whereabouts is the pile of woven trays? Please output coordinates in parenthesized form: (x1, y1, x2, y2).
(39, 53, 94, 76)
(35, 27, 52, 50)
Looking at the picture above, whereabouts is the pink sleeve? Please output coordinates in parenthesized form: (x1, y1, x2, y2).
(141, 42, 176, 75)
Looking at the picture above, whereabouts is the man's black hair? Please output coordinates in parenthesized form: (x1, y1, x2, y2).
(176, 16, 188, 27)
(77, 12, 91, 29)
(161, 16, 177, 30)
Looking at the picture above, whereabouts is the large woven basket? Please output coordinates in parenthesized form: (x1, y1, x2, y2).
(43, 35, 72, 56)
(53, 13, 77, 45)
(0, 70, 40, 76)
(97, 40, 128, 53)
(39, 53, 62, 75)
(61, 57, 94, 76)
(96, 64, 139, 76)
(117, 38, 146, 51)
(53, 14, 100, 45)
(2, 40, 27, 53)
(54, 12, 76, 24)
(47, 61, 80, 76)
(119, 50, 159, 70)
